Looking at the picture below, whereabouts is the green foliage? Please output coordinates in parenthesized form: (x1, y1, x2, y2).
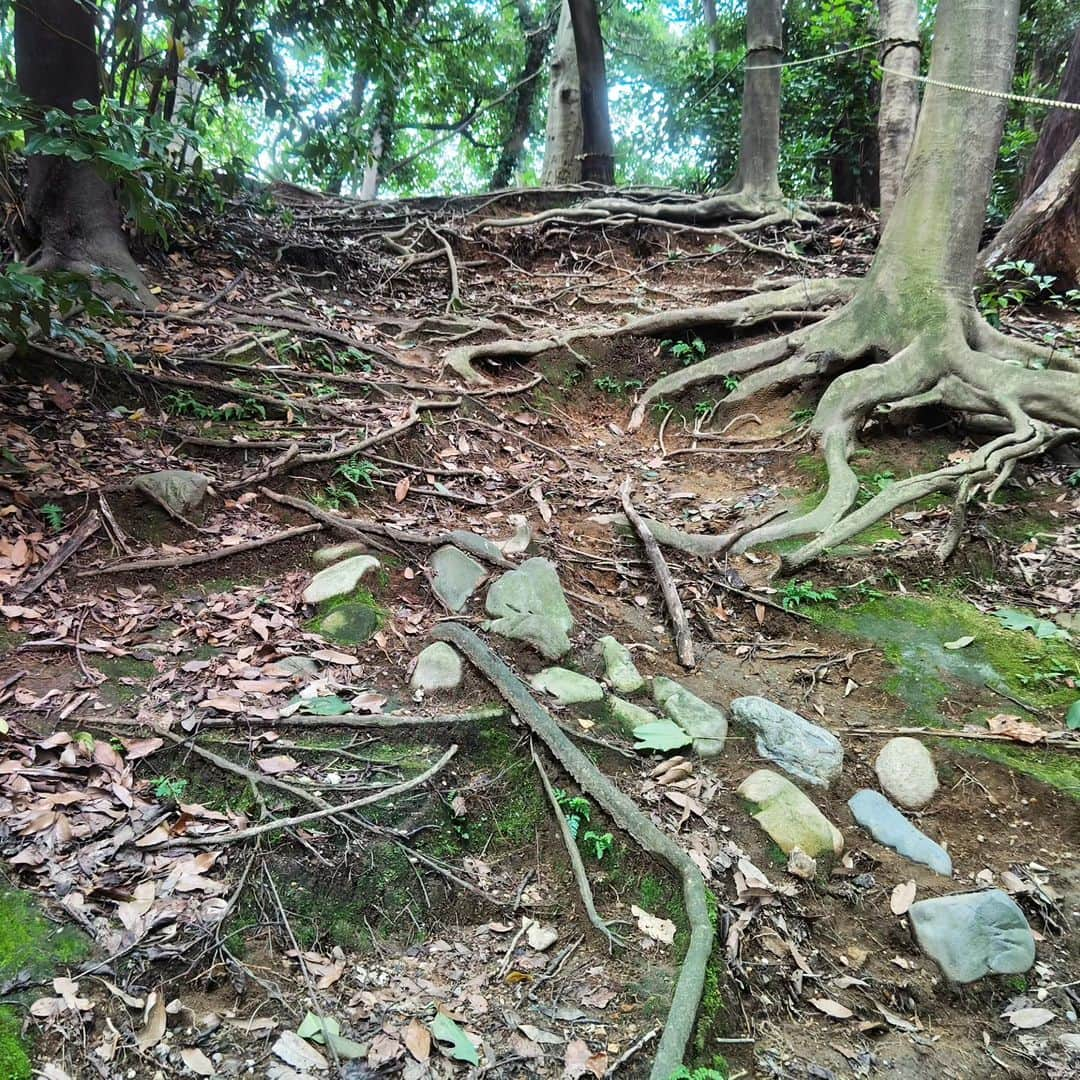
(978, 261, 1080, 329)
(667, 1066, 728, 1080)
(662, 337, 707, 367)
(582, 830, 613, 860)
(780, 580, 839, 611)
(594, 375, 644, 396)
(993, 607, 1070, 640)
(39, 503, 64, 532)
(152, 775, 190, 801)
(633, 717, 693, 751)
(1067, 470, 1080, 488)
(553, 787, 592, 839)
(164, 390, 266, 422)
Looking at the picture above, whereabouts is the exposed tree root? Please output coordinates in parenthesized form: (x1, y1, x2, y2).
(434, 622, 714, 1080)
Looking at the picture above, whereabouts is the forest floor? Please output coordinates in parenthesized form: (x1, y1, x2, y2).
(0, 185, 1078, 1080)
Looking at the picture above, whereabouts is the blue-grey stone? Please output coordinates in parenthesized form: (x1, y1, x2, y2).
(484, 558, 574, 659)
(730, 696, 843, 786)
(847, 789, 952, 876)
(908, 890, 1036, 983)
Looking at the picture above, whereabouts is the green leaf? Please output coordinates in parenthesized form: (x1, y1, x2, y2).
(1066, 701, 1080, 731)
(296, 1012, 366, 1059)
(296, 694, 351, 716)
(632, 718, 692, 752)
(993, 608, 1068, 640)
(96, 147, 148, 171)
(429, 1011, 479, 1065)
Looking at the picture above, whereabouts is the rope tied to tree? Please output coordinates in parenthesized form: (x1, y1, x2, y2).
(883, 68, 1080, 112)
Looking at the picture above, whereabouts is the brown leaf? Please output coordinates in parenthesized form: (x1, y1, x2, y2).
(394, 477, 411, 502)
(368, 1032, 403, 1068)
(630, 905, 676, 944)
(403, 1018, 431, 1062)
(257, 755, 300, 775)
(563, 1037, 606, 1079)
(810, 997, 854, 1020)
(986, 713, 1048, 744)
(136, 991, 167, 1050)
(180, 1047, 215, 1076)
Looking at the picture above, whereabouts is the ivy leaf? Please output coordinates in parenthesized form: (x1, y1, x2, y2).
(1066, 700, 1080, 731)
(429, 1011, 479, 1065)
(992, 608, 1068, 640)
(632, 718, 692, 752)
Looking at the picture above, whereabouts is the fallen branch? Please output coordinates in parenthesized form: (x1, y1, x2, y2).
(14, 511, 101, 600)
(847, 726, 1078, 748)
(620, 479, 695, 669)
(77, 523, 322, 577)
(432, 622, 713, 1080)
(152, 704, 508, 731)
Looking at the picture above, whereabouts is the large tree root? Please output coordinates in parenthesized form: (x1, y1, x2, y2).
(434, 622, 713, 1080)
(445, 277, 857, 385)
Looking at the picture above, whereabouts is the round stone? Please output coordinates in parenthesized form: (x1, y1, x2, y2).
(875, 736, 939, 809)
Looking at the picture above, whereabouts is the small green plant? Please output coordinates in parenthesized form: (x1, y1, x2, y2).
(1068, 469, 1080, 488)
(554, 788, 592, 839)
(335, 456, 379, 489)
(668, 1067, 728, 1080)
(651, 399, 674, 417)
(780, 579, 838, 611)
(582, 830, 613, 860)
(593, 375, 643, 396)
(39, 503, 64, 531)
(978, 259, 1080, 330)
(315, 482, 361, 511)
(859, 470, 896, 501)
(662, 336, 707, 367)
(218, 398, 267, 421)
(722, 374, 739, 392)
(693, 398, 720, 417)
(152, 776, 189, 801)
(790, 406, 816, 424)
(163, 390, 220, 420)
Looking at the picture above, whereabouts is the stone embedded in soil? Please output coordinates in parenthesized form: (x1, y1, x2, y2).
(652, 677, 727, 757)
(907, 889, 1035, 983)
(430, 545, 487, 612)
(302, 555, 381, 605)
(608, 696, 658, 737)
(312, 541, 370, 567)
(317, 602, 380, 645)
(875, 737, 940, 809)
(737, 769, 844, 858)
(484, 557, 574, 659)
(730, 695, 843, 787)
(847, 789, 952, 876)
(599, 636, 645, 694)
(134, 469, 208, 516)
(410, 642, 463, 693)
(530, 667, 604, 705)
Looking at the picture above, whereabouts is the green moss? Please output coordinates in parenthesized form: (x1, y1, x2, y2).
(0, 629, 26, 655)
(946, 741, 1079, 799)
(0, 886, 90, 979)
(88, 655, 156, 704)
(0, 1008, 30, 1080)
(307, 587, 386, 645)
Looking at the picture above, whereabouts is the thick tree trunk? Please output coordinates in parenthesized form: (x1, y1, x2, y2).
(361, 93, 395, 200)
(491, 1, 555, 190)
(1022, 25, 1080, 197)
(541, 0, 583, 185)
(702, 0, 718, 56)
(15, 0, 152, 303)
(726, 0, 783, 200)
(567, 0, 614, 185)
(877, 0, 921, 226)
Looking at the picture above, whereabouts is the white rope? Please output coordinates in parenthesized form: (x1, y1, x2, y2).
(752, 37, 889, 70)
(883, 68, 1080, 112)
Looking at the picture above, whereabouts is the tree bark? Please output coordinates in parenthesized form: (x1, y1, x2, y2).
(877, 0, 921, 226)
(360, 92, 395, 200)
(491, 1, 555, 189)
(567, 0, 614, 185)
(727, 0, 783, 200)
(702, 0, 718, 56)
(15, 0, 152, 304)
(1021, 25, 1080, 197)
(541, 0, 583, 185)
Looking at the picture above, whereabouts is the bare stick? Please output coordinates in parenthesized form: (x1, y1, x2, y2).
(619, 479, 695, 669)
(77, 523, 322, 577)
(14, 512, 101, 600)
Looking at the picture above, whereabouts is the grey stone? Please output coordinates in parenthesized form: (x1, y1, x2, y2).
(847, 789, 952, 876)
(302, 555, 381, 605)
(134, 469, 209, 516)
(431, 546, 487, 612)
(312, 541, 370, 568)
(530, 667, 604, 705)
(608, 696, 657, 737)
(446, 530, 504, 565)
(599, 636, 645, 695)
(271, 655, 320, 678)
(652, 677, 727, 757)
(410, 642, 463, 692)
(730, 695, 843, 787)
(737, 769, 843, 858)
(317, 602, 380, 645)
(484, 557, 574, 659)
(875, 737, 939, 809)
(908, 890, 1036, 983)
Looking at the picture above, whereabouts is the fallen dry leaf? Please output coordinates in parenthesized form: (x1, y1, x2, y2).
(890, 880, 917, 916)
(403, 1017, 431, 1062)
(630, 904, 676, 944)
(810, 997, 854, 1020)
(986, 713, 1048, 744)
(180, 1047, 215, 1076)
(563, 1037, 606, 1079)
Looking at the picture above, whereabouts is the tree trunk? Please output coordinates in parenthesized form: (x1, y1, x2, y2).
(541, 0, 583, 185)
(491, 1, 555, 190)
(567, 0, 614, 185)
(702, 0, 718, 56)
(1021, 25, 1080, 197)
(361, 93, 395, 200)
(877, 0, 921, 226)
(727, 0, 783, 200)
(15, 0, 153, 305)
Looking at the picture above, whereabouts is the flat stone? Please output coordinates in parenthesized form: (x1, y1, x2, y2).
(599, 636, 645, 695)
(876, 737, 939, 809)
(445, 530, 504, 565)
(410, 642, 463, 693)
(134, 469, 208, 516)
(608, 696, 657, 737)
(485, 557, 574, 659)
(312, 541, 370, 567)
(317, 602, 380, 645)
(847, 789, 952, 876)
(737, 769, 843, 858)
(652, 677, 727, 757)
(530, 667, 604, 705)
(302, 555, 380, 605)
(730, 695, 843, 787)
(430, 546, 487, 612)
(908, 890, 1035, 983)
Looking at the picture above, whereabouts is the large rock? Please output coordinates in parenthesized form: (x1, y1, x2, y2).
(875, 737, 939, 809)
(737, 769, 843, 858)
(652, 677, 727, 757)
(485, 558, 573, 659)
(847, 789, 952, 876)
(134, 469, 209, 516)
(730, 696, 843, 787)
(530, 667, 604, 705)
(317, 602, 380, 645)
(608, 696, 657, 737)
(302, 555, 381, 605)
(430, 546, 487, 612)
(599, 636, 645, 695)
(908, 890, 1035, 983)
(410, 642, 463, 693)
